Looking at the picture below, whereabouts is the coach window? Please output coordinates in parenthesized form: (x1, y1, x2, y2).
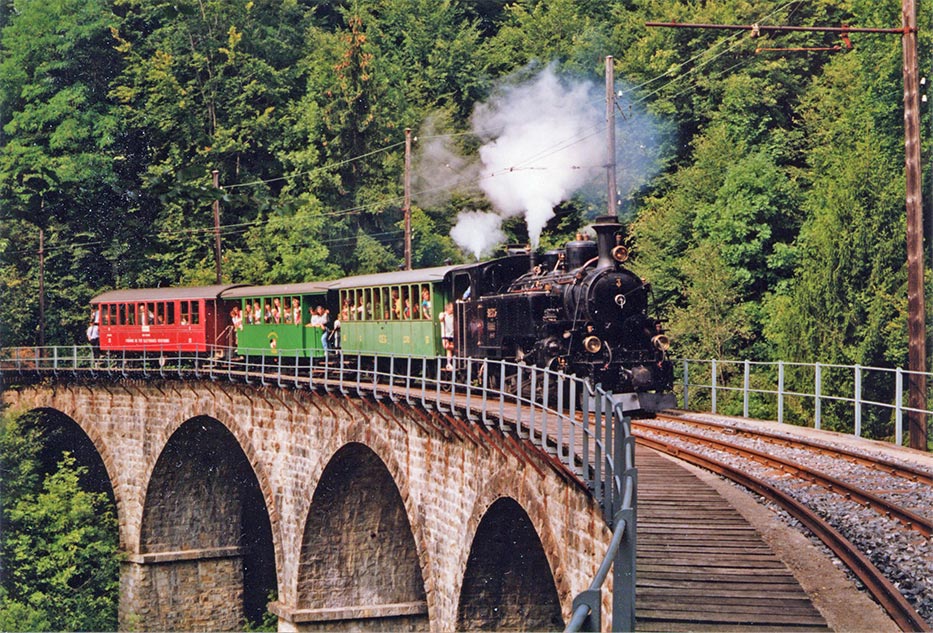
(126, 304, 136, 325)
(381, 287, 391, 320)
(191, 301, 200, 324)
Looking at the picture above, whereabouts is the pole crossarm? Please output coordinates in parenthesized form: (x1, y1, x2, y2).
(644, 22, 914, 35)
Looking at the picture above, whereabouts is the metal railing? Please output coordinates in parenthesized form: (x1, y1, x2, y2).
(677, 358, 933, 447)
(0, 345, 637, 631)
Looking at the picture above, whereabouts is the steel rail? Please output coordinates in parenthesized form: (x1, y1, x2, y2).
(635, 434, 928, 633)
(634, 420, 932, 537)
(655, 412, 933, 486)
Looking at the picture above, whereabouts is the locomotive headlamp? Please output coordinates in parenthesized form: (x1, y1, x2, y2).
(584, 336, 603, 354)
(611, 245, 629, 263)
(652, 334, 671, 351)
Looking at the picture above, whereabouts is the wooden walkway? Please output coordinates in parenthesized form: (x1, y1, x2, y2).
(635, 448, 829, 632)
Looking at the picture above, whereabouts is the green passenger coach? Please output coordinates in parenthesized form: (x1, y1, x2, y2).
(223, 281, 334, 358)
(332, 266, 464, 358)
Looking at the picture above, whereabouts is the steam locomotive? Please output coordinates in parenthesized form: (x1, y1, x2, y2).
(454, 215, 675, 412)
(91, 215, 674, 412)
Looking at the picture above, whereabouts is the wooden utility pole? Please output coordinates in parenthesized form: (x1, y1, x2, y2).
(901, 0, 926, 450)
(648, 5, 927, 450)
(606, 56, 618, 218)
(403, 128, 412, 270)
(212, 169, 223, 284)
(38, 227, 45, 350)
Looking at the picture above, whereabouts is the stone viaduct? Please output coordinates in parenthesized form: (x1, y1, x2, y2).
(3, 379, 612, 631)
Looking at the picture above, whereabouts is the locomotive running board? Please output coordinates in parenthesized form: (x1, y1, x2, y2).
(605, 391, 677, 414)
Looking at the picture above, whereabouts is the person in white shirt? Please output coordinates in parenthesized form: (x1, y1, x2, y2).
(439, 302, 454, 370)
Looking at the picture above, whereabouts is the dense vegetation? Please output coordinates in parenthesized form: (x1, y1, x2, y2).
(0, 409, 120, 631)
(1, 0, 931, 401)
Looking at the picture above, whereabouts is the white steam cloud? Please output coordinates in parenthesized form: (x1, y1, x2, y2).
(472, 68, 603, 248)
(414, 64, 664, 258)
(450, 211, 506, 259)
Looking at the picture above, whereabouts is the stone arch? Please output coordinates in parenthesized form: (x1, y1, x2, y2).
(141, 387, 284, 585)
(28, 405, 120, 501)
(295, 441, 428, 630)
(133, 415, 276, 630)
(456, 496, 564, 631)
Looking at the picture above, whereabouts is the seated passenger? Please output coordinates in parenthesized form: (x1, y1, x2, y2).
(243, 303, 253, 325)
(292, 298, 302, 325)
(421, 288, 432, 319)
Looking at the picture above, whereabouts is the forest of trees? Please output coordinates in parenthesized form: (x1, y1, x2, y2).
(1, 0, 931, 390)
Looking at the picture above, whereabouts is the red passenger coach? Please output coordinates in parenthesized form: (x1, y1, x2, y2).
(91, 285, 242, 354)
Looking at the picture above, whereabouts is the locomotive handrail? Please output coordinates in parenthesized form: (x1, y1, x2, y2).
(677, 358, 933, 446)
(0, 345, 637, 631)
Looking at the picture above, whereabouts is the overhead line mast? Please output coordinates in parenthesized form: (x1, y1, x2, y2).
(647, 6, 927, 451)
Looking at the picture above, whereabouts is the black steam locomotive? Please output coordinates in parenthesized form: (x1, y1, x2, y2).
(454, 215, 675, 412)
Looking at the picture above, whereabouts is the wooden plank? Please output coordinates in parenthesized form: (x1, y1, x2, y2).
(635, 447, 828, 632)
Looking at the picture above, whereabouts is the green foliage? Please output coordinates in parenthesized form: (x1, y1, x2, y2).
(0, 410, 120, 632)
(0, 0, 124, 345)
(765, 49, 907, 368)
(664, 242, 752, 359)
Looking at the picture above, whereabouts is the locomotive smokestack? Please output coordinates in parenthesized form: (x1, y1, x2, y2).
(592, 215, 621, 269)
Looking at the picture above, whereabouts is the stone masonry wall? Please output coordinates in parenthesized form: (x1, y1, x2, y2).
(4, 381, 614, 631)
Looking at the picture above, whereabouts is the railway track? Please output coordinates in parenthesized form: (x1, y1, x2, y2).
(634, 413, 932, 632)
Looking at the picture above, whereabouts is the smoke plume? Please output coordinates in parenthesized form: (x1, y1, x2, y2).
(415, 64, 664, 258)
(450, 211, 506, 260)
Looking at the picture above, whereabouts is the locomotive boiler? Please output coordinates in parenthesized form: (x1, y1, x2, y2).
(456, 215, 675, 412)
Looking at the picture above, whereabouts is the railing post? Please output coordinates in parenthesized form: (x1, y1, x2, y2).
(711, 359, 717, 414)
(570, 590, 601, 633)
(814, 362, 822, 430)
(682, 359, 689, 410)
(556, 373, 565, 460)
(612, 506, 636, 633)
(895, 367, 904, 446)
(743, 359, 750, 418)
(465, 359, 473, 418)
(778, 361, 785, 424)
(498, 361, 506, 431)
(854, 364, 862, 438)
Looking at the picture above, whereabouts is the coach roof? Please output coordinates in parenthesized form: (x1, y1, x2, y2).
(90, 284, 244, 303)
(221, 281, 335, 298)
